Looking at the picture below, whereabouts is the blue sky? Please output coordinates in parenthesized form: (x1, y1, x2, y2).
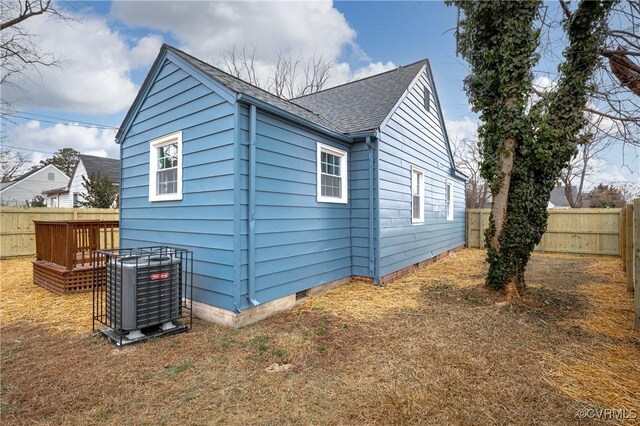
(2, 0, 637, 187)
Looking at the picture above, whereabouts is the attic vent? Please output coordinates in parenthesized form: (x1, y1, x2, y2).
(423, 86, 430, 113)
(48, 173, 55, 181)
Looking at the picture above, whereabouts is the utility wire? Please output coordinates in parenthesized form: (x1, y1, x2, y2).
(2, 110, 119, 130)
(1, 144, 58, 155)
(2, 113, 118, 130)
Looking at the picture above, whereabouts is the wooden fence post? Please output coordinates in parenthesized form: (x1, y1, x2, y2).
(479, 211, 485, 248)
(620, 208, 626, 269)
(466, 210, 470, 247)
(626, 204, 634, 292)
(634, 199, 639, 330)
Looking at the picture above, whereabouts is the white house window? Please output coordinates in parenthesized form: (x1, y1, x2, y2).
(47, 173, 55, 181)
(317, 142, 347, 203)
(446, 182, 454, 221)
(411, 166, 424, 223)
(73, 193, 79, 207)
(149, 131, 183, 202)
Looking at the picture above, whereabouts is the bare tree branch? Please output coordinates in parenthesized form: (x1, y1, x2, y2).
(0, 146, 30, 182)
(0, 0, 52, 31)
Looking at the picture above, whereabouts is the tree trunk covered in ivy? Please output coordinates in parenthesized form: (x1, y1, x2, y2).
(450, 0, 615, 293)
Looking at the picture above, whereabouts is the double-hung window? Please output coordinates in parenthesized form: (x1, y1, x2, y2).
(411, 166, 424, 223)
(317, 142, 348, 203)
(149, 131, 183, 202)
(446, 182, 454, 221)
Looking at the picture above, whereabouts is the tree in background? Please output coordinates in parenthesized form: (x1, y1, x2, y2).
(1, 0, 72, 119)
(453, 137, 491, 208)
(585, 183, 626, 208)
(25, 194, 45, 207)
(451, 0, 615, 296)
(79, 172, 117, 208)
(558, 118, 612, 208)
(612, 181, 640, 203)
(0, 146, 30, 182)
(36, 147, 79, 176)
(217, 44, 334, 99)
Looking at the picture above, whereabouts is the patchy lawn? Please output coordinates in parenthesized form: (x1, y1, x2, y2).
(1, 249, 638, 425)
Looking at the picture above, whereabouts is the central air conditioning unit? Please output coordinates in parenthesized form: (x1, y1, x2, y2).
(106, 254, 182, 339)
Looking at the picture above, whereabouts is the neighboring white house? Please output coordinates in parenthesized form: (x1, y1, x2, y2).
(42, 186, 71, 207)
(0, 165, 69, 206)
(43, 154, 120, 208)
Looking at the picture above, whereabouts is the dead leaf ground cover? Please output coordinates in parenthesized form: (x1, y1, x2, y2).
(1, 249, 638, 425)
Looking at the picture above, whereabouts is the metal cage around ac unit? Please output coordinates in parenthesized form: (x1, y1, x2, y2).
(92, 246, 193, 347)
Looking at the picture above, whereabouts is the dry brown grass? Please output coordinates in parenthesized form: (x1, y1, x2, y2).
(1, 250, 638, 425)
(0, 258, 93, 334)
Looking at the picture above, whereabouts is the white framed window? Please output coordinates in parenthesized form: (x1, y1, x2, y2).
(317, 142, 348, 204)
(446, 181, 454, 221)
(48, 172, 55, 181)
(149, 131, 183, 202)
(411, 166, 424, 223)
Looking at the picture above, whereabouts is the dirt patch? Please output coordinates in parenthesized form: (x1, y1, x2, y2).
(1, 249, 638, 425)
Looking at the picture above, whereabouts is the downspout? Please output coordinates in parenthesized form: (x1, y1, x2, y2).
(247, 104, 260, 306)
(373, 129, 381, 285)
(365, 136, 375, 280)
(232, 102, 242, 311)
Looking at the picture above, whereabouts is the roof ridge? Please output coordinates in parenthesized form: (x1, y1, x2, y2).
(292, 59, 427, 100)
(79, 153, 119, 161)
(163, 44, 323, 117)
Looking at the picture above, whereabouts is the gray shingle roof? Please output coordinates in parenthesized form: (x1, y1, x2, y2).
(165, 45, 343, 134)
(119, 44, 430, 141)
(549, 185, 574, 207)
(79, 155, 120, 184)
(291, 60, 426, 133)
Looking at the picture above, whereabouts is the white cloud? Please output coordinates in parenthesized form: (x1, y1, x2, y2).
(445, 116, 479, 144)
(110, 1, 390, 89)
(2, 12, 163, 115)
(112, 1, 355, 63)
(129, 35, 165, 68)
(9, 121, 118, 167)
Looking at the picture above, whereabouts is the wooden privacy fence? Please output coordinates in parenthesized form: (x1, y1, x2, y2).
(620, 200, 640, 330)
(0, 208, 119, 259)
(467, 208, 622, 256)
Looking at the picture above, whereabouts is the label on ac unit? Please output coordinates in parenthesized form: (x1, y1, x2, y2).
(150, 272, 170, 280)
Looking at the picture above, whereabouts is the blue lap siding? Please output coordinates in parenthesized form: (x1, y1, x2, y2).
(377, 66, 466, 278)
(119, 57, 238, 311)
(117, 46, 465, 316)
(237, 105, 355, 309)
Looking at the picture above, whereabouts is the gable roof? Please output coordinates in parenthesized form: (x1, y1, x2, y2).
(77, 154, 120, 184)
(291, 61, 426, 133)
(116, 45, 344, 142)
(0, 164, 67, 193)
(167, 45, 346, 133)
(118, 44, 428, 141)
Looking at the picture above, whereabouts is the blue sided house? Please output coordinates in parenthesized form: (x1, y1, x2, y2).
(116, 44, 467, 327)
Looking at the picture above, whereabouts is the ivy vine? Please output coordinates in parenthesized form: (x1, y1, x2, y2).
(448, 0, 616, 290)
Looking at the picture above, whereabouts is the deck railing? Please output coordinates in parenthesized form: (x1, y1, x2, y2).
(34, 220, 119, 270)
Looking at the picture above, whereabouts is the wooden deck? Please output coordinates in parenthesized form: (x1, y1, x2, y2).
(32, 220, 118, 294)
